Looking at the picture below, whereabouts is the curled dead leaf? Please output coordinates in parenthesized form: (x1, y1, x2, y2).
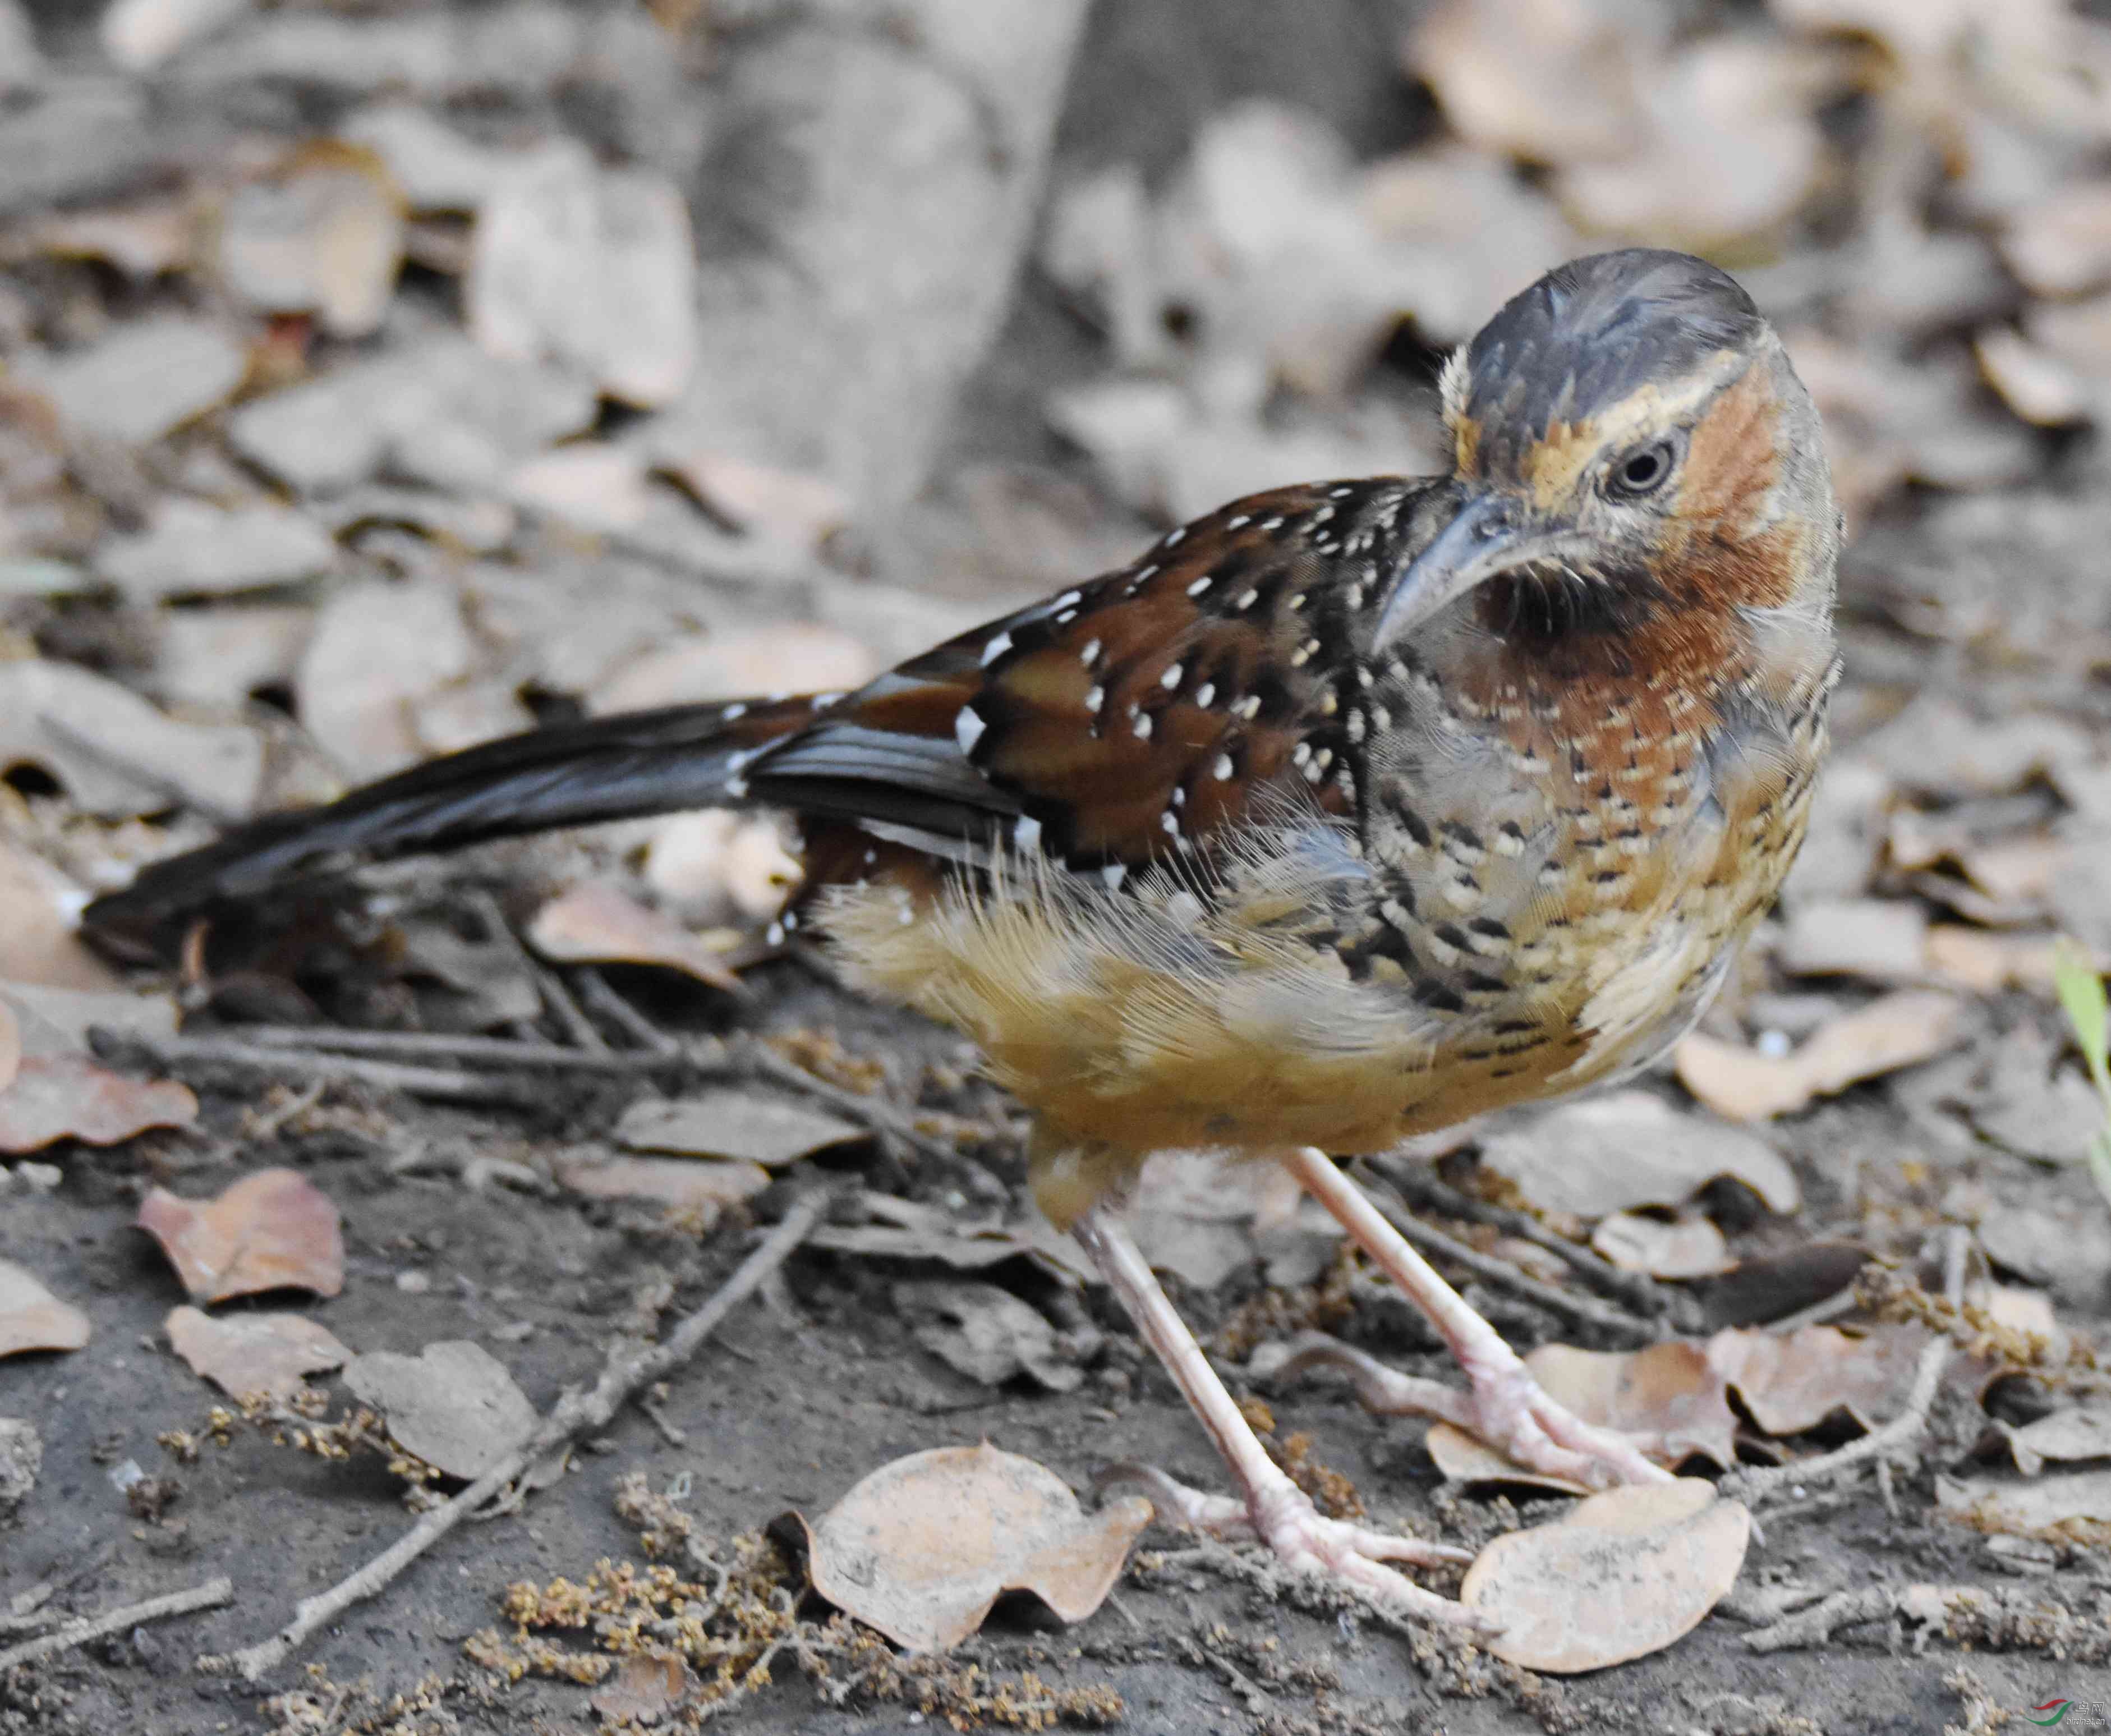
(1985, 1407, 2111, 1478)
(1591, 1210, 1734, 1279)
(0, 1055, 197, 1153)
(893, 1280, 1083, 1393)
(165, 1305, 351, 1402)
(1937, 1468, 2111, 1539)
(1707, 1322, 1930, 1435)
(136, 1167, 345, 1302)
(0, 844, 118, 993)
(217, 140, 406, 339)
(1461, 1480, 1750, 1673)
(1675, 991, 1969, 1122)
(788, 1443, 1152, 1653)
(526, 883, 741, 992)
(342, 1340, 537, 1481)
(0, 1259, 90, 1358)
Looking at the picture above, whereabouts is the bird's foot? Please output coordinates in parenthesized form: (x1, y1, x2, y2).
(1096, 1462, 1492, 1632)
(1276, 1334, 1674, 1489)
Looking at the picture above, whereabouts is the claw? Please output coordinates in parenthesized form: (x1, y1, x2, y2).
(1107, 1461, 1493, 1632)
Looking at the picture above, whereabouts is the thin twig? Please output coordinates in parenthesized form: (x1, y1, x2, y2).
(1371, 1157, 1679, 1324)
(1352, 1172, 1656, 1344)
(200, 1193, 825, 1683)
(574, 968, 683, 1055)
(96, 1032, 548, 1107)
(1742, 1586, 1901, 1654)
(0, 1576, 232, 1672)
(235, 1025, 674, 1075)
(462, 889, 608, 1054)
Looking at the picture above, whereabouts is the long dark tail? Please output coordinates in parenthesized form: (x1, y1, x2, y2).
(82, 695, 821, 943)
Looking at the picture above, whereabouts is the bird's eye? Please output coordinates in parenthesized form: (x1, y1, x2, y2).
(1607, 439, 1676, 499)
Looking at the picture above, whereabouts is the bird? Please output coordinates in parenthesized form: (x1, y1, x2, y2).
(85, 249, 1841, 1630)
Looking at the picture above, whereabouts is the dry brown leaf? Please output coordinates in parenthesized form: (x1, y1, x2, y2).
(468, 139, 696, 408)
(11, 317, 247, 448)
(136, 1167, 345, 1302)
(1120, 1148, 1324, 1292)
(98, 497, 336, 602)
(590, 1654, 697, 1726)
(2005, 181, 2111, 297)
(1461, 1480, 1749, 1673)
(30, 198, 194, 278)
(615, 1091, 864, 1168)
(1975, 325, 2093, 426)
(0, 1259, 90, 1358)
(165, 1304, 351, 1402)
(1408, 0, 1645, 166)
(1707, 1322, 1930, 1435)
(790, 1443, 1152, 1653)
(525, 882, 741, 991)
(1937, 1468, 2111, 1538)
(1859, 695, 2089, 800)
(1590, 1210, 1735, 1279)
(1777, 898, 1928, 981)
(1428, 1341, 1740, 1491)
(1557, 39, 1833, 250)
(1675, 991, 1969, 1122)
(101, 0, 253, 70)
(655, 452, 850, 555)
(295, 576, 477, 782)
(554, 1152, 770, 1223)
(342, 1340, 536, 1481)
(0, 1054, 196, 1152)
(0, 844, 119, 992)
(0, 658, 265, 819)
(892, 1281, 1083, 1393)
(1986, 1407, 2111, 1477)
(1479, 1090, 1800, 1217)
(1925, 927, 2069, 995)
(217, 140, 406, 339)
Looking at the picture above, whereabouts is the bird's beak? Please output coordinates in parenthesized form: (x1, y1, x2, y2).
(1373, 489, 1593, 645)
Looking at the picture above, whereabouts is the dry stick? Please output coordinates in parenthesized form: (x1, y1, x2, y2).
(202, 1192, 825, 1684)
(1352, 1173, 1656, 1344)
(573, 968, 683, 1055)
(237, 1025, 674, 1075)
(0, 1576, 232, 1673)
(101, 1032, 548, 1108)
(1742, 1586, 1901, 1655)
(1373, 1159, 1677, 1322)
(460, 891, 609, 1055)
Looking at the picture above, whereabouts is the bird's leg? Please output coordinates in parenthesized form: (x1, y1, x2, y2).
(1279, 1147, 1672, 1487)
(1070, 1208, 1488, 1632)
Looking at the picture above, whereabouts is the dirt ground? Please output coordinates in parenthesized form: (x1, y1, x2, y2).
(8, 1, 2111, 1733)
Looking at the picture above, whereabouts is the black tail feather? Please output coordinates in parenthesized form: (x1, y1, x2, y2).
(82, 696, 819, 942)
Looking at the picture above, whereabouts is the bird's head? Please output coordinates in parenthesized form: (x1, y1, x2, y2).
(1377, 249, 1838, 651)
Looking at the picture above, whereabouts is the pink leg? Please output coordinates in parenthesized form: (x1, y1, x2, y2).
(1071, 1209, 1489, 1632)
(1280, 1147, 1672, 1488)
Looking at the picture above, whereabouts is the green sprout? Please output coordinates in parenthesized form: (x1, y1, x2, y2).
(2053, 937, 2111, 1209)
